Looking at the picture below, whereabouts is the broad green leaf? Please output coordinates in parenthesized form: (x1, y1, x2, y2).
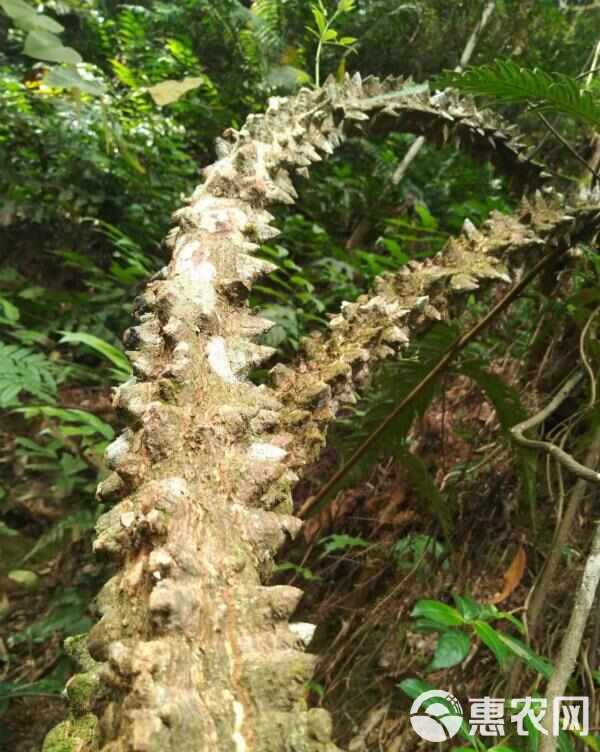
(397, 677, 434, 700)
(310, 5, 327, 34)
(0, 297, 20, 323)
(453, 594, 484, 622)
(411, 599, 465, 627)
(147, 77, 206, 106)
(23, 30, 82, 64)
(414, 617, 452, 633)
(0, 521, 19, 537)
(8, 570, 39, 590)
(43, 65, 105, 96)
(473, 621, 511, 666)
(495, 632, 552, 678)
(0, 0, 63, 33)
(428, 630, 471, 671)
(59, 331, 132, 376)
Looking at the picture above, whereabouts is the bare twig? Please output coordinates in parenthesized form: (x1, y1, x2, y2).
(392, 0, 496, 184)
(539, 523, 600, 751)
(537, 113, 600, 182)
(510, 372, 600, 485)
(527, 427, 600, 639)
(458, 0, 497, 71)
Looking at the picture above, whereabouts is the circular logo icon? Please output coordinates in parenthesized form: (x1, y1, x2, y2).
(410, 689, 463, 742)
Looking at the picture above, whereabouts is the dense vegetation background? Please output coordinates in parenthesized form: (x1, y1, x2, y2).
(1, 1, 600, 750)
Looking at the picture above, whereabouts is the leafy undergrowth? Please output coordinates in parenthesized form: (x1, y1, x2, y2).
(276, 350, 595, 751)
(0, 386, 115, 751)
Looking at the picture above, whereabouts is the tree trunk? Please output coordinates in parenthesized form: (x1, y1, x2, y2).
(42, 74, 599, 752)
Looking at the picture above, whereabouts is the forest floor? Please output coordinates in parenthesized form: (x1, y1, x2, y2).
(0, 366, 594, 751)
(278, 370, 592, 750)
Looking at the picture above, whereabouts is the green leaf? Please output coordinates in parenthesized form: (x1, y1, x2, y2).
(461, 363, 526, 431)
(495, 632, 552, 678)
(23, 30, 82, 64)
(59, 331, 132, 376)
(428, 630, 471, 671)
(15, 407, 114, 441)
(579, 735, 600, 752)
(43, 66, 106, 96)
(0, 521, 19, 538)
(336, 0, 356, 12)
(473, 621, 511, 666)
(319, 534, 369, 555)
(272, 562, 321, 581)
(441, 60, 600, 127)
(411, 600, 465, 627)
(397, 677, 434, 700)
(0, 343, 58, 408)
(453, 594, 484, 622)
(0, 296, 20, 323)
(8, 570, 39, 590)
(110, 59, 140, 88)
(557, 729, 575, 752)
(0, 0, 63, 33)
(310, 4, 328, 34)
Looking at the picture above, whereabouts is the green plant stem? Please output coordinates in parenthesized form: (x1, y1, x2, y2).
(314, 6, 342, 87)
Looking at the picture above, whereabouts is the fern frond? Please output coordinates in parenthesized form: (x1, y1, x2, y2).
(441, 60, 600, 127)
(20, 509, 98, 564)
(0, 343, 59, 408)
(251, 0, 282, 54)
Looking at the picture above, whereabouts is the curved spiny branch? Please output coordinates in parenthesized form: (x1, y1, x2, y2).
(43, 74, 599, 752)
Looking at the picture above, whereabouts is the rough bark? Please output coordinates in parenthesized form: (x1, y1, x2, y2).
(42, 74, 600, 752)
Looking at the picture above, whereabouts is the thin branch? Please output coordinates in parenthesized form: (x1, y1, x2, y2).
(527, 426, 600, 639)
(392, 0, 496, 184)
(537, 112, 600, 182)
(458, 0, 497, 71)
(511, 372, 600, 484)
(539, 522, 600, 751)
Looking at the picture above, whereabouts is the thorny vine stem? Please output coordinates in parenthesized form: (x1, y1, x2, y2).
(300, 242, 573, 520)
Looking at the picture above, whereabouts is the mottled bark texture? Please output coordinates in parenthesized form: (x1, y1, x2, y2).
(43, 74, 600, 752)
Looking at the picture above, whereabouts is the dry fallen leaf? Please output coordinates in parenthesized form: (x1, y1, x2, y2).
(489, 545, 526, 604)
(147, 77, 206, 106)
